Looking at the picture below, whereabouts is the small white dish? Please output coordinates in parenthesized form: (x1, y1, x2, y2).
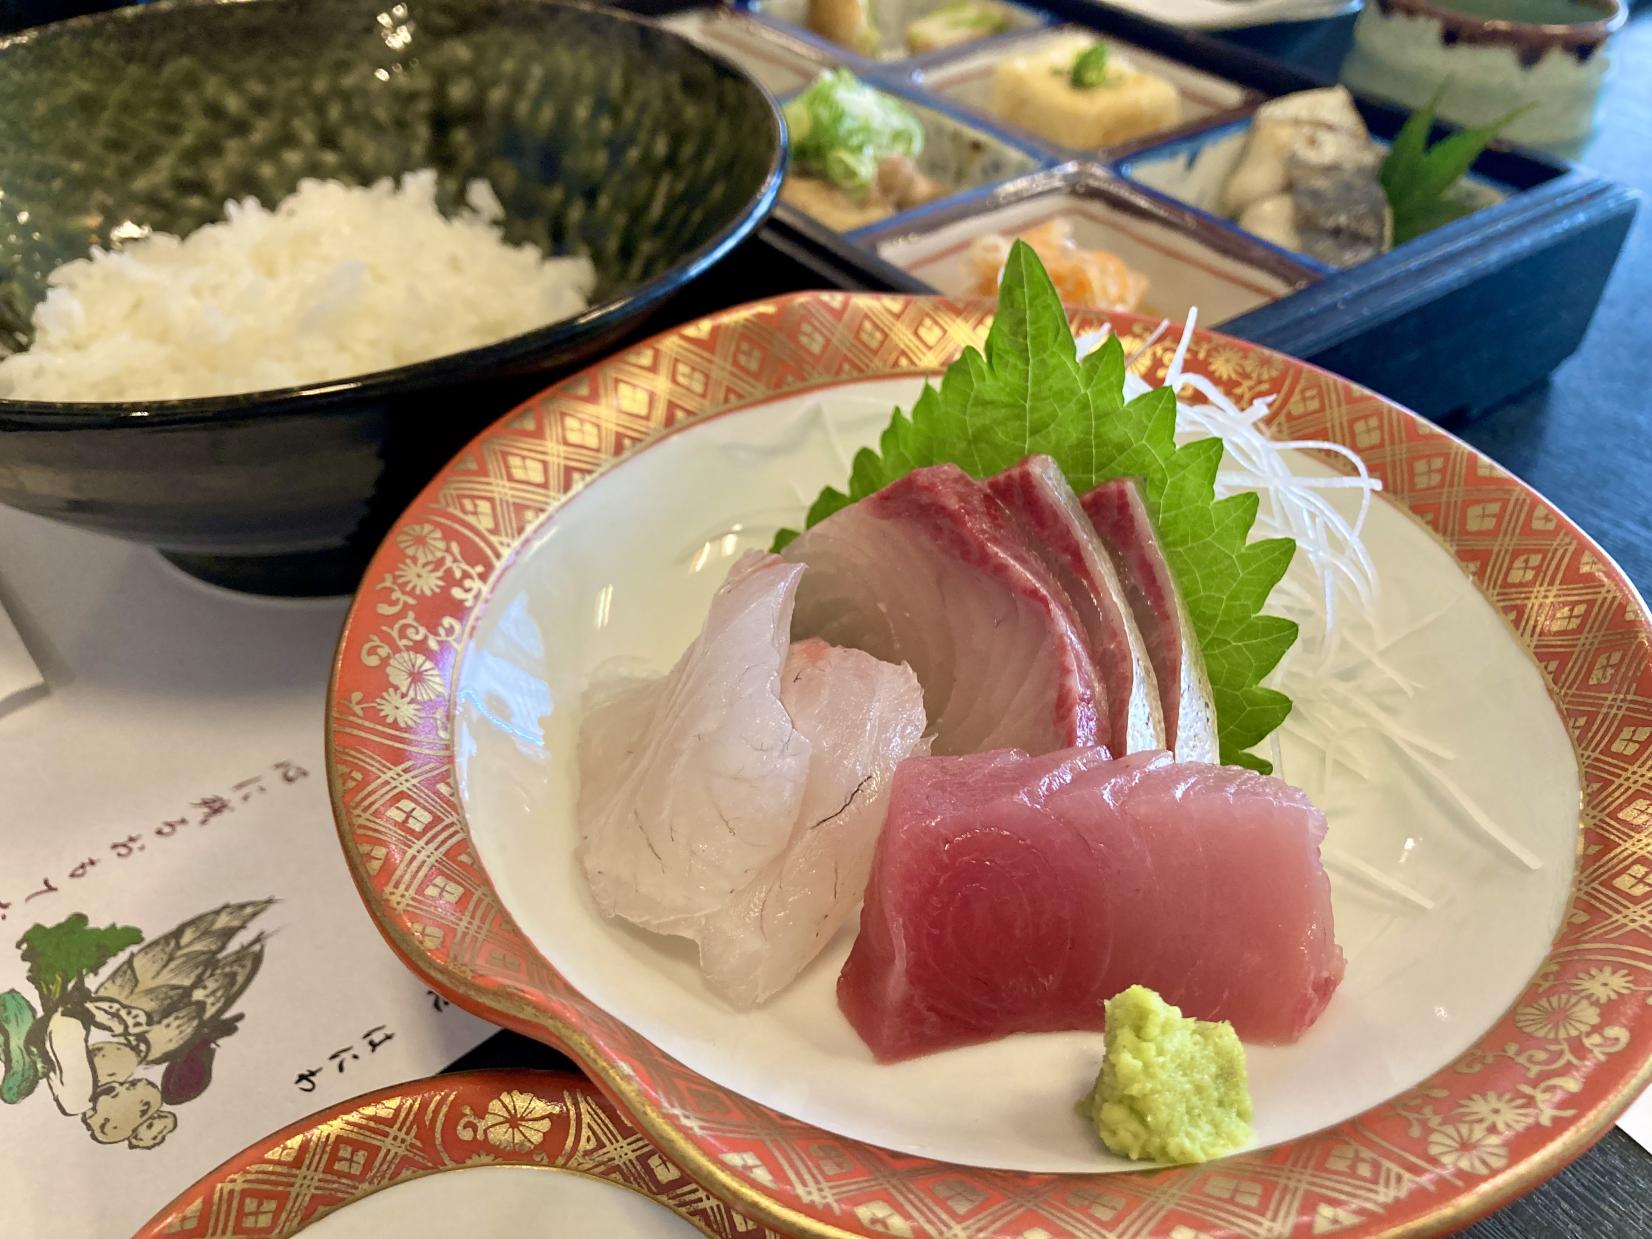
(753, 0, 1047, 60)
(775, 86, 1042, 235)
(917, 25, 1255, 154)
(869, 178, 1314, 323)
(134, 1071, 773, 1238)
(1120, 120, 1509, 268)
(1077, 0, 1364, 32)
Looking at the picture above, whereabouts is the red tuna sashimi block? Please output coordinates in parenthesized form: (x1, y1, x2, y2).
(838, 748, 1344, 1060)
(1082, 479, 1219, 763)
(785, 463, 1102, 756)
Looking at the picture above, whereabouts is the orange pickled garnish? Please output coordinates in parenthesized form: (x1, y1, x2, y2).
(968, 219, 1148, 313)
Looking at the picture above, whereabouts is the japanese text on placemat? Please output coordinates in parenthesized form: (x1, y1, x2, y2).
(291, 993, 461, 1091)
(0, 761, 309, 920)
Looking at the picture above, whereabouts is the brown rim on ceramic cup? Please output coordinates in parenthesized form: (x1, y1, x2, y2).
(1372, 0, 1626, 64)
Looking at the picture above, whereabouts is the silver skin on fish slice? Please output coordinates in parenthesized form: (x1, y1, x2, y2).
(987, 455, 1165, 757)
(1082, 478, 1220, 764)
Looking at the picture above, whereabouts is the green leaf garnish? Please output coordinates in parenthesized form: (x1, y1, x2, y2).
(1381, 88, 1533, 245)
(17, 914, 143, 1009)
(782, 70, 925, 200)
(775, 241, 1297, 768)
(1070, 43, 1111, 90)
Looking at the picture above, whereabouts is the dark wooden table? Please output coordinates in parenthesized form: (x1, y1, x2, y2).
(449, 8, 1652, 1236)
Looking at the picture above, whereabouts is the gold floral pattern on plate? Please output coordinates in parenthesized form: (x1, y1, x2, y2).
(132, 1071, 778, 1238)
(325, 292, 1652, 1238)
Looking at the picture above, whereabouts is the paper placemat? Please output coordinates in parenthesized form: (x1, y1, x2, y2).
(0, 584, 42, 715)
(0, 509, 495, 1239)
(1622, 1088, 1652, 1156)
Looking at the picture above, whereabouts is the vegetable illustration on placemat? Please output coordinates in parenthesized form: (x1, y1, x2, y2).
(0, 900, 271, 1149)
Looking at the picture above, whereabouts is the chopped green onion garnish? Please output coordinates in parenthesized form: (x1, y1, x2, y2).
(1070, 44, 1111, 90)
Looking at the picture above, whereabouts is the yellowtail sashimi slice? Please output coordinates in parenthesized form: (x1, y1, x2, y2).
(988, 455, 1164, 757)
(1083, 478, 1220, 764)
(785, 463, 1103, 756)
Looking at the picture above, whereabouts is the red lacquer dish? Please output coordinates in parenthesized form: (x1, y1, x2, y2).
(133, 1069, 777, 1238)
(326, 292, 1652, 1238)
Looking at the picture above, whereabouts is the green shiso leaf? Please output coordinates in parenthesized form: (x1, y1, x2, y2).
(774, 241, 1297, 769)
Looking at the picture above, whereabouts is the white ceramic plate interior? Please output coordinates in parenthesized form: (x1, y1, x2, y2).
(453, 378, 1578, 1174)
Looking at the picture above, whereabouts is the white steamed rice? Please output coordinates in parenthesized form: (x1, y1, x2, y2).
(0, 170, 597, 403)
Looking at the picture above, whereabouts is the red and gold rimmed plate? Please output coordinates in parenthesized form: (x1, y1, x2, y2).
(325, 292, 1652, 1237)
(132, 1070, 776, 1238)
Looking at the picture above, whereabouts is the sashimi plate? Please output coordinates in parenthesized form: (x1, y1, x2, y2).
(133, 1071, 774, 1238)
(327, 292, 1652, 1238)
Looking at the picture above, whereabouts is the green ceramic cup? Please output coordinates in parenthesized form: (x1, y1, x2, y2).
(1342, 0, 1627, 156)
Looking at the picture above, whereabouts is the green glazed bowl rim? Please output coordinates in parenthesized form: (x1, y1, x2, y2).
(0, 0, 787, 429)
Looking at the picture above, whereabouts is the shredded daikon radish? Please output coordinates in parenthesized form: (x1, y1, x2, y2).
(1082, 312, 1383, 682)
(1083, 313, 1529, 883)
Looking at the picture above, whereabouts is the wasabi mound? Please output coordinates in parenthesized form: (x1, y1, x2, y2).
(1081, 985, 1252, 1164)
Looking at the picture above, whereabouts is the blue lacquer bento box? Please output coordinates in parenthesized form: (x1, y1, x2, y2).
(645, 0, 1635, 420)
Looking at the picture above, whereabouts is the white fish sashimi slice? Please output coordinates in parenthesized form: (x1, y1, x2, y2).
(576, 550, 811, 933)
(695, 638, 928, 1007)
(987, 455, 1165, 757)
(785, 463, 1102, 756)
